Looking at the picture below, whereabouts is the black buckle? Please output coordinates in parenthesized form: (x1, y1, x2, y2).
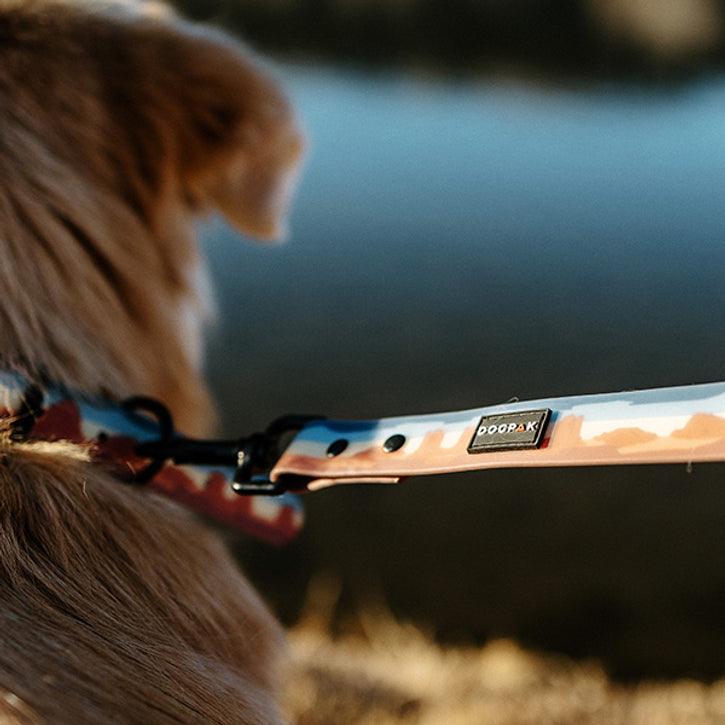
(124, 397, 321, 495)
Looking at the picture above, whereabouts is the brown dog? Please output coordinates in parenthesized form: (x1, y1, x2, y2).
(0, 1, 303, 722)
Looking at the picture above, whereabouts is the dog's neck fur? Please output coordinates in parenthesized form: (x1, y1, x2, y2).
(0, 179, 210, 432)
(0, 165, 213, 435)
(0, 1, 302, 438)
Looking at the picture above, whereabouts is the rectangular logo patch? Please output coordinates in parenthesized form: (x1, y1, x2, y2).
(467, 409, 551, 453)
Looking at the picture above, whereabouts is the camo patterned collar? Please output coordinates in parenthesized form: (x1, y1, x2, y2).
(0, 371, 302, 545)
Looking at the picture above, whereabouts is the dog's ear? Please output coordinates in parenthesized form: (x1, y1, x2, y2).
(97, 5, 304, 241)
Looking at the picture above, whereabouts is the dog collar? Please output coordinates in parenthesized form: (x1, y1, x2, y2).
(0, 371, 303, 545)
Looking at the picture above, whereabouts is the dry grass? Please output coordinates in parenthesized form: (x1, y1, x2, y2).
(282, 579, 725, 725)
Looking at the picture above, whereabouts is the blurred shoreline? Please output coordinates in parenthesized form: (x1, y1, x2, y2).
(202, 59, 725, 682)
(285, 602, 725, 724)
(183, 0, 725, 689)
(174, 0, 725, 82)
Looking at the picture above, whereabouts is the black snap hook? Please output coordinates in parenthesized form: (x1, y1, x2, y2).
(122, 398, 323, 495)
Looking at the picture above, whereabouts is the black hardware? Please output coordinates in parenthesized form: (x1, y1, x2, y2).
(232, 415, 325, 495)
(124, 397, 322, 494)
(123, 396, 176, 482)
(9, 384, 45, 441)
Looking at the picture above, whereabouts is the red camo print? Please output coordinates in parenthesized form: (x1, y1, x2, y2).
(22, 400, 300, 545)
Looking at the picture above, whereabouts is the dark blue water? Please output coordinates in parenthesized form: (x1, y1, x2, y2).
(200, 66, 725, 678)
(203, 66, 725, 429)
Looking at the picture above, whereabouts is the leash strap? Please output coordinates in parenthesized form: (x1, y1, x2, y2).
(0, 372, 303, 545)
(7, 371, 725, 540)
(268, 381, 725, 491)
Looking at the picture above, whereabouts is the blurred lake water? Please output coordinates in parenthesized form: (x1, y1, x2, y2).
(201, 65, 725, 679)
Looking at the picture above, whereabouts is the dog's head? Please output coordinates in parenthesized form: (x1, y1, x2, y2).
(0, 0, 303, 435)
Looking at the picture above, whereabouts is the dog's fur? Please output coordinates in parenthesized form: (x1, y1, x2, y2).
(0, 1, 303, 722)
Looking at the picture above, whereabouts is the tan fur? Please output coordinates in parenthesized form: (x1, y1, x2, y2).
(0, 0, 302, 436)
(0, 1, 303, 722)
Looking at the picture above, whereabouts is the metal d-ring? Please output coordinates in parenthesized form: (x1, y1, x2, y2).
(121, 396, 175, 483)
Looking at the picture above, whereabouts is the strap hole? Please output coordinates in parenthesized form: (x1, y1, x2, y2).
(326, 439, 348, 457)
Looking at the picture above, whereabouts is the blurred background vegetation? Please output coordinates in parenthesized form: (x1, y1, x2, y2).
(175, 0, 725, 81)
(168, 0, 725, 686)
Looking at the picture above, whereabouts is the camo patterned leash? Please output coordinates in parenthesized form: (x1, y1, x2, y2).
(5, 371, 725, 544)
(262, 381, 725, 493)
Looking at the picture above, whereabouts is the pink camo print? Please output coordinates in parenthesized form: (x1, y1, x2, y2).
(272, 381, 725, 491)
